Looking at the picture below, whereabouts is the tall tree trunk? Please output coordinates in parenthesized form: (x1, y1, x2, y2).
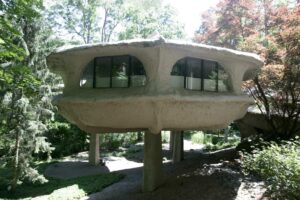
(11, 130, 20, 192)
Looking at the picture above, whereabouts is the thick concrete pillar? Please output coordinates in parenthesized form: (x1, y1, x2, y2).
(169, 131, 174, 152)
(172, 131, 184, 163)
(143, 131, 164, 192)
(89, 133, 100, 166)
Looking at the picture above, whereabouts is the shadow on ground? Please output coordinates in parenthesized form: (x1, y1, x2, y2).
(84, 148, 267, 200)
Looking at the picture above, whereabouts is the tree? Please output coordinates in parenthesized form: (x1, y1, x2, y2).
(194, 0, 258, 49)
(0, 0, 55, 191)
(245, 5, 300, 139)
(47, 0, 185, 44)
(194, 0, 300, 139)
(118, 4, 185, 40)
(46, 0, 102, 44)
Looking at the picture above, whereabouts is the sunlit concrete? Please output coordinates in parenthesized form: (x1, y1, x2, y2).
(89, 134, 100, 165)
(47, 36, 263, 192)
(47, 37, 263, 134)
(143, 131, 164, 192)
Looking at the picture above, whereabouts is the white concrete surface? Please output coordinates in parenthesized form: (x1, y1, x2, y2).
(47, 36, 263, 134)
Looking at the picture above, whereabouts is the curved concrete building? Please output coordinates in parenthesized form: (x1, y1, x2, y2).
(47, 37, 262, 133)
(47, 36, 263, 191)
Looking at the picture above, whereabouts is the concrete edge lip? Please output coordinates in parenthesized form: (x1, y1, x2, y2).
(53, 93, 254, 104)
(48, 38, 263, 66)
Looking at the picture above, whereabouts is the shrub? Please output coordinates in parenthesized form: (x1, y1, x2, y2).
(161, 131, 170, 143)
(46, 121, 88, 158)
(100, 132, 141, 151)
(191, 132, 205, 144)
(242, 138, 300, 199)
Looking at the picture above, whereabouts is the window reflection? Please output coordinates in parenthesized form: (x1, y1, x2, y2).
(186, 59, 201, 90)
(203, 60, 217, 92)
(80, 55, 146, 88)
(95, 57, 110, 88)
(131, 57, 146, 87)
(171, 57, 230, 92)
(112, 56, 129, 88)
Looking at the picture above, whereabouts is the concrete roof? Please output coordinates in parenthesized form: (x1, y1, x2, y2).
(51, 36, 263, 66)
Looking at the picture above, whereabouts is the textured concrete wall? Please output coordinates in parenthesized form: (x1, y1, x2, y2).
(47, 37, 263, 134)
(237, 111, 300, 139)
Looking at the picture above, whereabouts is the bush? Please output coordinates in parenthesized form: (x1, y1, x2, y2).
(46, 121, 88, 158)
(242, 138, 300, 199)
(191, 132, 205, 144)
(161, 131, 170, 143)
(100, 132, 141, 151)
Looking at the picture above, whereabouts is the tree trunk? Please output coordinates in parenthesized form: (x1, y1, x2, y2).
(11, 130, 20, 192)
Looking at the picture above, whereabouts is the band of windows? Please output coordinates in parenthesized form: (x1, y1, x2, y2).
(171, 57, 229, 92)
(80, 55, 146, 88)
(80, 56, 229, 92)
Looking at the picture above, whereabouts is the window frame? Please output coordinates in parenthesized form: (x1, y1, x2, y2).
(92, 55, 145, 88)
(172, 57, 222, 92)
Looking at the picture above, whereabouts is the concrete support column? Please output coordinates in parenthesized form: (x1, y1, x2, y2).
(172, 131, 184, 163)
(89, 133, 100, 166)
(143, 131, 164, 192)
(169, 131, 174, 152)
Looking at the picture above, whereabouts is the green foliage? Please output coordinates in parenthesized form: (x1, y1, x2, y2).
(195, 1, 300, 139)
(0, 162, 124, 199)
(47, 0, 185, 44)
(0, 0, 62, 192)
(46, 119, 88, 158)
(161, 131, 170, 143)
(118, 4, 185, 40)
(190, 125, 241, 152)
(205, 139, 240, 152)
(100, 132, 140, 151)
(242, 138, 300, 199)
(191, 131, 205, 144)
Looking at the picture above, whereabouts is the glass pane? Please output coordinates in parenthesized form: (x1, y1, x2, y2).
(203, 60, 217, 92)
(171, 58, 185, 88)
(218, 65, 230, 92)
(171, 59, 185, 76)
(112, 56, 129, 88)
(131, 57, 146, 87)
(95, 57, 110, 88)
(186, 59, 201, 90)
(80, 61, 93, 87)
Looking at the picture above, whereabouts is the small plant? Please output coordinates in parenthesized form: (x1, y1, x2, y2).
(100, 132, 140, 151)
(191, 131, 204, 144)
(242, 138, 300, 199)
(161, 131, 170, 143)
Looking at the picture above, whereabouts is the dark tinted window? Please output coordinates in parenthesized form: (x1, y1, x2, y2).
(171, 59, 185, 76)
(131, 57, 146, 75)
(112, 56, 129, 88)
(80, 55, 146, 88)
(95, 57, 110, 88)
(170, 57, 230, 92)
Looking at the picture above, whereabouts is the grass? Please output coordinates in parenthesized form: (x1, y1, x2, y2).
(190, 131, 241, 152)
(0, 162, 124, 200)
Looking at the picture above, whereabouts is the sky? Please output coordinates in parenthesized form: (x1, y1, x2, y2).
(164, 0, 219, 38)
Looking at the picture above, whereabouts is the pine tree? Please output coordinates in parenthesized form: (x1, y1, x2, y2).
(0, 0, 59, 191)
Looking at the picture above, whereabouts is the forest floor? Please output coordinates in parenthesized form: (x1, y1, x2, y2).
(44, 140, 268, 200)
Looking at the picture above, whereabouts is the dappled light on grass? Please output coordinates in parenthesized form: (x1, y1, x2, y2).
(0, 172, 124, 200)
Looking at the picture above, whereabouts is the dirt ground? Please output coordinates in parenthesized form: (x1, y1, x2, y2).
(45, 142, 268, 200)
